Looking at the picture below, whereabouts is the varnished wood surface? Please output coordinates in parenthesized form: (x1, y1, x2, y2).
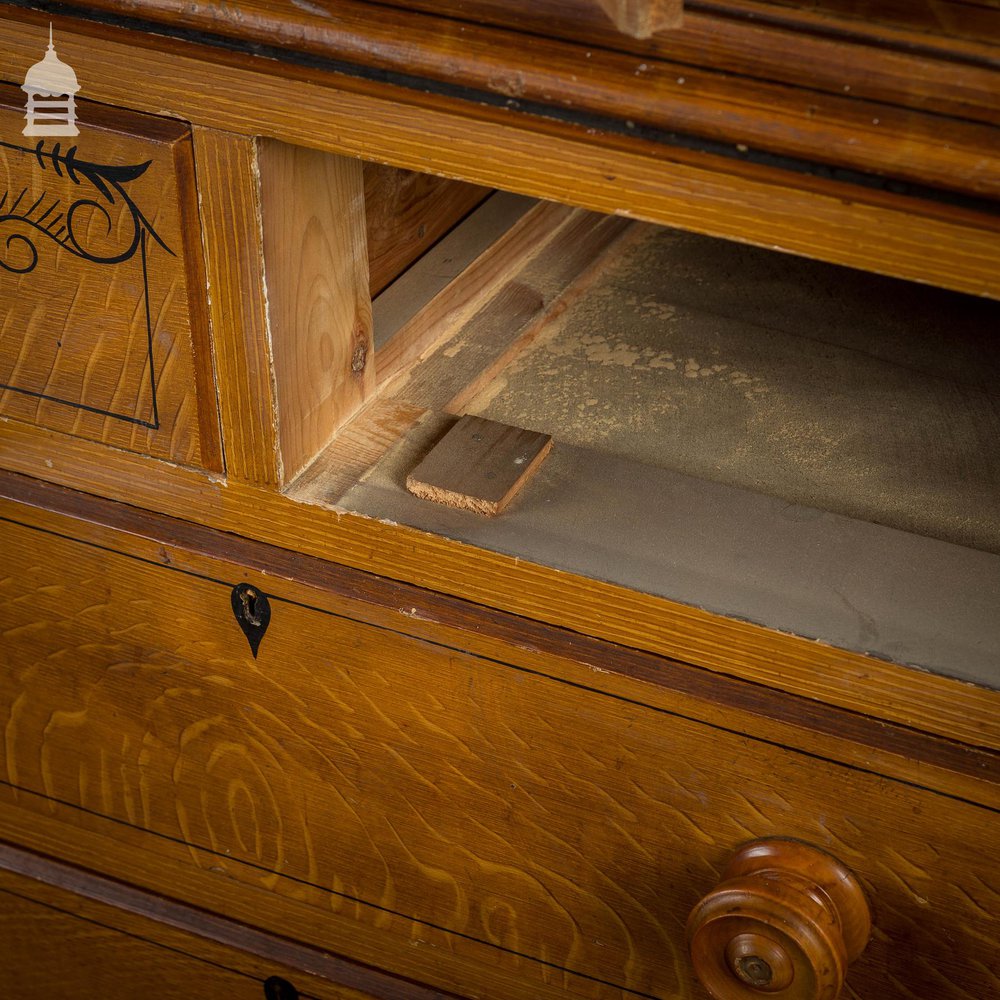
(377, 0, 1000, 70)
(36, 0, 1000, 202)
(1, 883, 282, 1000)
(0, 87, 220, 470)
(2, 12, 997, 299)
(597, 0, 683, 37)
(0, 846, 436, 1000)
(1, 506, 999, 999)
(259, 142, 373, 482)
(0, 796, 583, 1000)
(2, 469, 997, 806)
(687, 839, 873, 998)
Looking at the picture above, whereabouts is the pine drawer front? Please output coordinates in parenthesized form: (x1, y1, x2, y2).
(0, 89, 220, 470)
(1, 514, 998, 1000)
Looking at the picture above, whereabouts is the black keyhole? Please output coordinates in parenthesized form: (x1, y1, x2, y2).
(240, 586, 262, 627)
(263, 976, 299, 1000)
(231, 582, 272, 659)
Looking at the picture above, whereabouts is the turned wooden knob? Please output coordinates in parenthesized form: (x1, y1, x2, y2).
(687, 839, 870, 1000)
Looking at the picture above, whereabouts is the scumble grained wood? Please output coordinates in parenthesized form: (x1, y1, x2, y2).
(0, 86, 219, 469)
(259, 140, 374, 483)
(364, 163, 490, 297)
(0, 882, 271, 1000)
(1, 425, 997, 755)
(3, 14, 997, 298)
(2, 471, 997, 806)
(0, 850, 424, 1000)
(191, 127, 280, 486)
(0, 800, 545, 1000)
(1, 515, 998, 999)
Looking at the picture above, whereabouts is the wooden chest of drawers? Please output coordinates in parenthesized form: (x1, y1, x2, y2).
(0, 2, 998, 999)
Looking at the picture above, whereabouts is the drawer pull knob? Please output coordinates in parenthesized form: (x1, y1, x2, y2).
(686, 838, 870, 999)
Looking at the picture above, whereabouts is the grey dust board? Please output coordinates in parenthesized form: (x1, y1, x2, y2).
(339, 412, 1000, 690)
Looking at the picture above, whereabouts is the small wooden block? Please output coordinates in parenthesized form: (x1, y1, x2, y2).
(406, 415, 553, 516)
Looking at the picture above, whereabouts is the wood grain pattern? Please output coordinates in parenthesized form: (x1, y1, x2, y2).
(0, 797, 581, 1000)
(291, 397, 428, 501)
(406, 414, 553, 515)
(0, 884, 276, 1000)
(687, 839, 871, 999)
(0, 850, 422, 1000)
(0, 87, 220, 469)
(1, 515, 998, 999)
(190, 127, 280, 486)
(376, 198, 576, 393)
(375, 0, 1000, 102)
(1, 416, 997, 755)
(364, 163, 490, 298)
(598, 0, 683, 37)
(36, 0, 1000, 201)
(2, 14, 996, 298)
(259, 141, 374, 483)
(3, 471, 997, 807)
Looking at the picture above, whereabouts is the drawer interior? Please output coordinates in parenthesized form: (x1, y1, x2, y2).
(271, 159, 1000, 686)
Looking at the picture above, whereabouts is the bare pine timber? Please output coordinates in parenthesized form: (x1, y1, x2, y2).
(406, 415, 553, 515)
(258, 141, 374, 483)
(363, 162, 491, 297)
(374, 197, 576, 392)
(191, 127, 280, 486)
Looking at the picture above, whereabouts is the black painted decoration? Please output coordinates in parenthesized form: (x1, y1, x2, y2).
(0, 139, 173, 430)
(231, 582, 271, 658)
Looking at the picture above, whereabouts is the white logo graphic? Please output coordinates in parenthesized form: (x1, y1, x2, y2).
(22, 25, 80, 137)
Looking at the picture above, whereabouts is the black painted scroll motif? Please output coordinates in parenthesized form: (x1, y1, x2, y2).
(0, 138, 173, 429)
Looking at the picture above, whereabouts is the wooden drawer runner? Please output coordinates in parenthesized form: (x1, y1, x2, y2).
(1, 512, 998, 999)
(0, 86, 219, 469)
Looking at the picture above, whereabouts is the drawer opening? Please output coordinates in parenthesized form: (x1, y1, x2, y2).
(263, 150, 1000, 686)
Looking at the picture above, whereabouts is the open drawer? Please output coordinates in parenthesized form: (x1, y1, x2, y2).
(274, 157, 1000, 695)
